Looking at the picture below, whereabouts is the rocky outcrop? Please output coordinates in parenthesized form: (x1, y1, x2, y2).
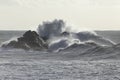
(2, 30, 48, 50)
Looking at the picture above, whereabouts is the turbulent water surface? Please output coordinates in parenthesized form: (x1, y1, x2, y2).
(0, 30, 120, 80)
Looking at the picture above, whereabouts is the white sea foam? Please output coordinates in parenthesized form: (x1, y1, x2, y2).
(37, 20, 115, 52)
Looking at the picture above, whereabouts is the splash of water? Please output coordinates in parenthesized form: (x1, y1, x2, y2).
(37, 19, 115, 52)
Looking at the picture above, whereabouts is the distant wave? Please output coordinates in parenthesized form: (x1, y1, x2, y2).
(1, 37, 18, 46)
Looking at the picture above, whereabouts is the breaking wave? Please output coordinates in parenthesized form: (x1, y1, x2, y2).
(0, 20, 116, 55)
(37, 19, 115, 52)
(1, 19, 120, 60)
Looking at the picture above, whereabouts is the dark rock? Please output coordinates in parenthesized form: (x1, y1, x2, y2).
(2, 30, 48, 51)
(61, 31, 70, 36)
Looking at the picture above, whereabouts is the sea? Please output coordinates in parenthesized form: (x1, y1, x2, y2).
(0, 30, 120, 80)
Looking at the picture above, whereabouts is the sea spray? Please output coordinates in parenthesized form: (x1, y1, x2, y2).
(37, 19, 115, 52)
(1, 19, 116, 52)
(37, 19, 65, 41)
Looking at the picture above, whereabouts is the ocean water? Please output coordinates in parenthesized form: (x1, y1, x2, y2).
(0, 30, 26, 45)
(0, 30, 120, 80)
(96, 31, 120, 43)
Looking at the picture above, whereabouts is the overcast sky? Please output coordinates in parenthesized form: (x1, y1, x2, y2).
(0, 0, 120, 30)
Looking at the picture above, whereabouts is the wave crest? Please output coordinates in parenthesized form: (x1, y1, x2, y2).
(37, 19, 115, 52)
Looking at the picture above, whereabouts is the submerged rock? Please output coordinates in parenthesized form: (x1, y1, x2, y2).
(61, 31, 70, 37)
(2, 30, 48, 50)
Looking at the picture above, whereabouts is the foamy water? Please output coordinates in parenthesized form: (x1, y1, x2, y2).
(0, 30, 120, 80)
(0, 51, 120, 80)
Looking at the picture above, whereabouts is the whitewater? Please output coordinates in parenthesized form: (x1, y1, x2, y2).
(0, 20, 120, 80)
